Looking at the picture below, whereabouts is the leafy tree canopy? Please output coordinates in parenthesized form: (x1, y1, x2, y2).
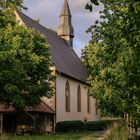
(82, 0, 140, 122)
(0, 0, 54, 110)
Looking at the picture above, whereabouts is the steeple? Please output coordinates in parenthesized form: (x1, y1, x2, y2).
(57, 0, 74, 47)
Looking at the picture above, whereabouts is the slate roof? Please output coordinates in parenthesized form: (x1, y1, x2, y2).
(0, 100, 55, 114)
(16, 10, 89, 83)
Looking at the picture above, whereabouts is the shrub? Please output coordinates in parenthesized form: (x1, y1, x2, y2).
(55, 119, 124, 132)
(84, 119, 123, 131)
(104, 123, 129, 140)
(55, 120, 84, 132)
(84, 120, 108, 131)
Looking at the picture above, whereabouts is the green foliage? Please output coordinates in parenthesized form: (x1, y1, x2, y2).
(0, 132, 104, 140)
(0, 0, 24, 8)
(104, 123, 129, 140)
(84, 119, 123, 131)
(0, 0, 26, 28)
(55, 119, 123, 132)
(0, 1, 54, 110)
(85, 0, 99, 12)
(84, 120, 110, 131)
(55, 120, 84, 133)
(82, 0, 140, 126)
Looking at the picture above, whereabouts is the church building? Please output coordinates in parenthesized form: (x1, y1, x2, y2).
(0, 0, 100, 134)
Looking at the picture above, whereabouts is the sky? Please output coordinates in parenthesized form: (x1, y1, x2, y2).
(23, 0, 103, 57)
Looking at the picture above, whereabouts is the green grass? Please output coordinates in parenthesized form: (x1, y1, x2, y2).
(0, 132, 105, 140)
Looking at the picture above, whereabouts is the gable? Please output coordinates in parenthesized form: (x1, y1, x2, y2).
(15, 10, 89, 83)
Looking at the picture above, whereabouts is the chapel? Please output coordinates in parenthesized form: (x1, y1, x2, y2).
(0, 0, 100, 134)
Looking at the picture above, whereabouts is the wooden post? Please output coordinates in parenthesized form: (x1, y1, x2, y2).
(44, 114, 47, 133)
(53, 115, 56, 134)
(0, 114, 3, 135)
(33, 113, 36, 134)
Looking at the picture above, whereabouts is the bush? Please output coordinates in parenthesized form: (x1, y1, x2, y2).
(55, 120, 84, 132)
(84, 119, 123, 131)
(55, 119, 124, 132)
(84, 120, 108, 131)
(104, 123, 129, 140)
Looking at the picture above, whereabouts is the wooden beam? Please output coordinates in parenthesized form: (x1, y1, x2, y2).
(0, 114, 3, 134)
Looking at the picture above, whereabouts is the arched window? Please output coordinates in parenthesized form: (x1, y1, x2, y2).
(87, 89, 91, 113)
(65, 81, 70, 112)
(77, 85, 81, 112)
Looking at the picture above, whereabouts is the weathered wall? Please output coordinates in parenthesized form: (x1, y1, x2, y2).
(56, 75, 100, 122)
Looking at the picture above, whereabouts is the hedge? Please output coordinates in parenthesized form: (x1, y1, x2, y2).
(55, 119, 123, 132)
(84, 119, 124, 131)
(84, 120, 110, 131)
(55, 120, 84, 132)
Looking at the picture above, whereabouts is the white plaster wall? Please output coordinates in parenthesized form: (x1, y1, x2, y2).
(56, 75, 100, 122)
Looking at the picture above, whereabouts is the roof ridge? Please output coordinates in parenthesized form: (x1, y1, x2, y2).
(16, 9, 72, 47)
(15, 9, 89, 83)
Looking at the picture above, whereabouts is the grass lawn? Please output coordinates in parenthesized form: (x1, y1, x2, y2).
(0, 132, 105, 140)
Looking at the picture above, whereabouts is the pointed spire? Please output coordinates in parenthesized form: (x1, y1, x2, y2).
(57, 0, 74, 47)
(60, 0, 71, 16)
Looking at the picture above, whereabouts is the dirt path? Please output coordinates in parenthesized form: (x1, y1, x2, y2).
(80, 131, 106, 140)
(93, 131, 105, 140)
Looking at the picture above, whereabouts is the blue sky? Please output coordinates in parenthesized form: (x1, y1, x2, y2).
(23, 0, 102, 57)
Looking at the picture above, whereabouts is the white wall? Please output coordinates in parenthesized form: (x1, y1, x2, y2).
(56, 75, 100, 122)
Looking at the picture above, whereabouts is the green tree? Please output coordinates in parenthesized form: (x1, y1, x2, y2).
(85, 0, 100, 12)
(0, 0, 54, 110)
(82, 0, 140, 123)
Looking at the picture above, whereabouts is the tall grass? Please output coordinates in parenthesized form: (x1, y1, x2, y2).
(104, 123, 129, 140)
(0, 133, 97, 140)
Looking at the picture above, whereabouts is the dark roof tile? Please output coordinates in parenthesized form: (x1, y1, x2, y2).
(16, 10, 89, 83)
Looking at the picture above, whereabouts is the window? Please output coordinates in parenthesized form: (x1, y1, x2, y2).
(77, 85, 81, 112)
(65, 81, 70, 112)
(87, 89, 91, 113)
